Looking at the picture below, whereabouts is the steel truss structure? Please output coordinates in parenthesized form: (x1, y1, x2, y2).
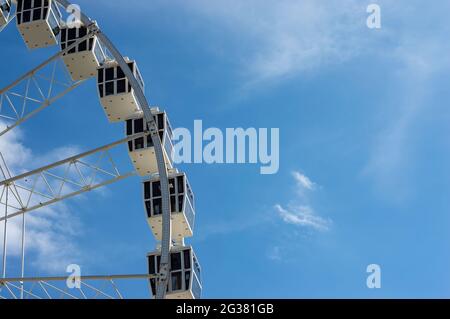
(0, 31, 95, 137)
(0, 274, 156, 299)
(0, 0, 183, 299)
(0, 2, 14, 33)
(0, 133, 145, 222)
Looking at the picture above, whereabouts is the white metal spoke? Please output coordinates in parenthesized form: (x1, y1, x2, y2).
(0, 134, 146, 223)
(0, 33, 96, 137)
(0, 274, 155, 299)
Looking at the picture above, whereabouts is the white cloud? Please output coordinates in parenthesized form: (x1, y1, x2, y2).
(0, 203, 83, 273)
(275, 171, 330, 232)
(0, 123, 31, 171)
(99, 0, 365, 85)
(0, 120, 83, 273)
(275, 204, 330, 231)
(360, 2, 450, 200)
(177, 0, 365, 85)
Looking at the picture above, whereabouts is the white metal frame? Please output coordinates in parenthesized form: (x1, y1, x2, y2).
(0, 0, 183, 300)
(0, 274, 157, 299)
(0, 133, 147, 222)
(0, 30, 95, 136)
(0, 0, 14, 32)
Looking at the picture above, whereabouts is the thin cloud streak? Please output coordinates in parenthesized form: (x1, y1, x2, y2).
(275, 171, 331, 232)
(292, 171, 316, 191)
(180, 0, 364, 85)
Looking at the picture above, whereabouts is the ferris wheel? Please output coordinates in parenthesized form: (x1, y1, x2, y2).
(0, 0, 201, 299)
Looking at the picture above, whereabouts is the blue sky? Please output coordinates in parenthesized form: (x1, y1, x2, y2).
(1, 0, 450, 298)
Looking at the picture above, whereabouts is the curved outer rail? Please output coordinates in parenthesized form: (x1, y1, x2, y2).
(55, 0, 172, 299)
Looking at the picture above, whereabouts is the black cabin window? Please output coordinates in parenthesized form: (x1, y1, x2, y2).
(105, 68, 114, 81)
(153, 198, 162, 216)
(78, 40, 87, 52)
(32, 8, 40, 20)
(134, 137, 144, 150)
(148, 256, 155, 275)
(117, 79, 126, 93)
(185, 271, 191, 290)
(169, 178, 175, 194)
(105, 82, 114, 96)
(178, 195, 184, 212)
(145, 201, 151, 217)
(23, 0, 31, 10)
(171, 272, 182, 291)
(78, 26, 87, 37)
(68, 27, 76, 40)
(98, 85, 103, 98)
(177, 176, 184, 193)
(22, 10, 30, 22)
(171, 252, 181, 271)
(170, 195, 176, 212)
(184, 250, 191, 269)
(134, 119, 144, 133)
(152, 182, 161, 197)
(144, 182, 150, 199)
(117, 67, 125, 79)
(126, 119, 133, 136)
(97, 68, 103, 83)
(61, 28, 66, 42)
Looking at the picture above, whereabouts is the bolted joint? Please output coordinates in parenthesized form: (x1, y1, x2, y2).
(147, 121, 159, 135)
(87, 21, 100, 34)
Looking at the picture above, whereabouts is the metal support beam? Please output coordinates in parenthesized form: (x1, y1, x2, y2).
(0, 32, 95, 136)
(0, 274, 156, 299)
(0, 133, 146, 222)
(0, 6, 15, 33)
(0, 273, 156, 283)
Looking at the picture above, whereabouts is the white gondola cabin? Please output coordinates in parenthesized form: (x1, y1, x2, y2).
(148, 246, 202, 299)
(60, 23, 106, 80)
(97, 58, 144, 122)
(16, 0, 62, 49)
(0, 0, 11, 27)
(125, 108, 173, 176)
(143, 171, 195, 241)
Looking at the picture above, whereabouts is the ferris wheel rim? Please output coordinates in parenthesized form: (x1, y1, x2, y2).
(55, 0, 174, 300)
(0, 0, 176, 299)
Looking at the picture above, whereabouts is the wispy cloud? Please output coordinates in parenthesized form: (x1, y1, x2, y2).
(292, 171, 316, 191)
(267, 246, 282, 261)
(275, 171, 331, 231)
(101, 0, 365, 86)
(180, 0, 364, 85)
(275, 204, 330, 231)
(361, 2, 450, 201)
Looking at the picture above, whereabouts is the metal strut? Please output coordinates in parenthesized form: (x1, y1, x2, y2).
(0, 6, 14, 33)
(0, 133, 146, 223)
(0, 274, 157, 299)
(0, 31, 95, 137)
